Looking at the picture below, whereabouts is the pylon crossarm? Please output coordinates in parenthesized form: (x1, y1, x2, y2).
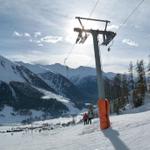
(74, 28, 116, 45)
(75, 16, 110, 23)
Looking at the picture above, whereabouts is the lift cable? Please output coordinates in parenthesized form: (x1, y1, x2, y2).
(117, 0, 145, 32)
(63, 43, 76, 66)
(109, 0, 145, 49)
(65, 0, 145, 67)
(63, 0, 100, 68)
(88, 0, 100, 18)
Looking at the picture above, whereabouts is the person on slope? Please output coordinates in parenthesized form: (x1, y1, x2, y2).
(88, 109, 94, 124)
(83, 112, 88, 125)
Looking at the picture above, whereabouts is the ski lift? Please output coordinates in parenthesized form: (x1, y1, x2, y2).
(74, 17, 116, 130)
(101, 31, 116, 46)
(75, 17, 90, 44)
(74, 17, 116, 46)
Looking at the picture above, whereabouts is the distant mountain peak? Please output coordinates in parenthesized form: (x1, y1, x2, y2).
(0, 55, 24, 83)
(0, 55, 80, 117)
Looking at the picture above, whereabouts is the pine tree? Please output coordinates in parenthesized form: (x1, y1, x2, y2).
(128, 61, 134, 90)
(112, 74, 121, 114)
(134, 60, 147, 107)
(147, 55, 150, 92)
(121, 74, 129, 108)
(113, 74, 122, 99)
(113, 74, 128, 114)
(128, 61, 135, 108)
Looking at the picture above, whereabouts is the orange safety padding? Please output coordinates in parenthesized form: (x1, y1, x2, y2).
(105, 99, 110, 127)
(98, 99, 110, 129)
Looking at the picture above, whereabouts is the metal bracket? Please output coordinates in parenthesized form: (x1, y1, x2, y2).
(74, 17, 116, 45)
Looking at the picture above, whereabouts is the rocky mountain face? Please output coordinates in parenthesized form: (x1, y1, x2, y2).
(0, 81, 68, 116)
(0, 55, 80, 117)
(39, 71, 83, 108)
(73, 75, 98, 103)
(19, 62, 117, 104)
(72, 75, 115, 103)
(42, 63, 116, 80)
(0, 54, 119, 122)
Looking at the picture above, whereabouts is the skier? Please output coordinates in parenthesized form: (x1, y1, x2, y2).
(88, 104, 94, 124)
(88, 110, 94, 124)
(83, 112, 88, 125)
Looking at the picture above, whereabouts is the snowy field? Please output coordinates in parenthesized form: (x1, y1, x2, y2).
(0, 93, 150, 150)
(0, 111, 150, 150)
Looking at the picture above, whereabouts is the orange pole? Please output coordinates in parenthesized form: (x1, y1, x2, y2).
(98, 99, 110, 129)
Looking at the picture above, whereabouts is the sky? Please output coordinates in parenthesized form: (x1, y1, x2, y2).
(0, 0, 150, 73)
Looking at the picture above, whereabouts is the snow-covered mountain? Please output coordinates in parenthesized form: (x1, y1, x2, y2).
(18, 62, 116, 81)
(39, 71, 83, 108)
(44, 63, 116, 80)
(0, 55, 81, 118)
(0, 55, 55, 91)
(17, 61, 52, 74)
(0, 55, 24, 83)
(18, 61, 84, 108)
(45, 63, 96, 79)
(18, 62, 117, 103)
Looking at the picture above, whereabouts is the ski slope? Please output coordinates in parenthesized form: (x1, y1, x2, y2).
(0, 94, 150, 150)
(0, 111, 150, 150)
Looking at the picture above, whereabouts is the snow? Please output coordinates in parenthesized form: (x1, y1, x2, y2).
(18, 62, 52, 74)
(0, 110, 150, 150)
(124, 93, 150, 114)
(36, 88, 80, 115)
(46, 64, 116, 79)
(33, 115, 82, 126)
(0, 106, 44, 125)
(0, 93, 150, 150)
(0, 55, 24, 82)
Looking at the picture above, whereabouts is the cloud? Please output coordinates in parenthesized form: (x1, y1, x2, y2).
(34, 32, 42, 38)
(13, 31, 31, 38)
(13, 31, 44, 47)
(122, 39, 139, 47)
(24, 32, 31, 37)
(108, 24, 119, 30)
(2, 0, 150, 74)
(65, 34, 76, 44)
(8, 52, 92, 67)
(31, 39, 43, 46)
(40, 35, 63, 43)
(38, 43, 43, 47)
(29, 39, 33, 42)
(28, 35, 63, 46)
(13, 31, 22, 37)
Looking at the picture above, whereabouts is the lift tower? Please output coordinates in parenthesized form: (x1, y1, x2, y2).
(74, 17, 116, 129)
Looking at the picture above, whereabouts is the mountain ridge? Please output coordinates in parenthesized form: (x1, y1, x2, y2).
(0, 55, 81, 118)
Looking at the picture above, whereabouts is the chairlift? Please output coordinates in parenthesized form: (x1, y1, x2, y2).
(74, 17, 116, 46)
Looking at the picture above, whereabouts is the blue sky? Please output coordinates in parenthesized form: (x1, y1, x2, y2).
(0, 0, 149, 73)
